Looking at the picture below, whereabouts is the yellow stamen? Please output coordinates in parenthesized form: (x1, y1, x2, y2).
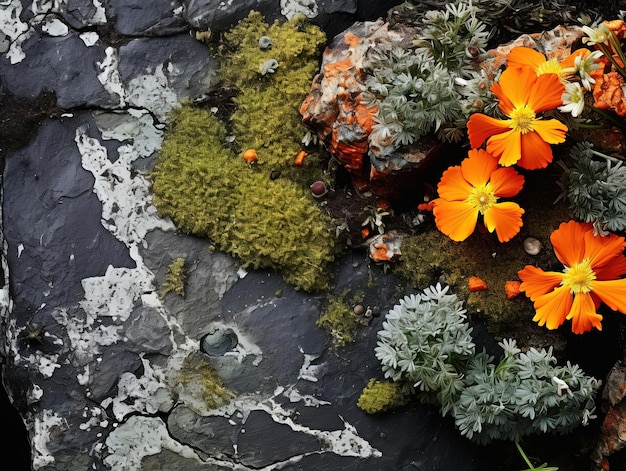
(561, 258, 596, 294)
(509, 105, 536, 133)
(467, 183, 497, 214)
(536, 59, 563, 77)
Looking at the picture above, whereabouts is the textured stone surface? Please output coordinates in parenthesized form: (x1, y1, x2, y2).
(2, 1, 626, 471)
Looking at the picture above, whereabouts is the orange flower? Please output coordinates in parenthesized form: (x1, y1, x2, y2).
(467, 66, 568, 169)
(506, 46, 591, 81)
(518, 221, 626, 334)
(432, 149, 525, 242)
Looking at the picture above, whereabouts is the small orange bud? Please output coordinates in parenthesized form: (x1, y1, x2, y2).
(504, 281, 521, 299)
(294, 150, 308, 166)
(243, 149, 258, 165)
(468, 276, 487, 292)
(361, 227, 370, 239)
(418, 201, 435, 212)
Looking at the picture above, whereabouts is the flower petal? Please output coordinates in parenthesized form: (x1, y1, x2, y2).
(507, 47, 547, 72)
(583, 230, 626, 270)
(467, 113, 511, 149)
(532, 285, 572, 330)
(489, 167, 525, 197)
(432, 199, 478, 242)
(527, 73, 565, 112)
(436, 165, 473, 201)
(531, 118, 568, 144)
(590, 279, 626, 314)
(461, 148, 499, 187)
(560, 48, 590, 70)
(483, 202, 525, 242)
(495, 67, 536, 110)
(516, 130, 554, 170)
(550, 220, 593, 267)
(595, 254, 626, 280)
(567, 292, 603, 333)
(485, 129, 521, 167)
(518, 266, 564, 300)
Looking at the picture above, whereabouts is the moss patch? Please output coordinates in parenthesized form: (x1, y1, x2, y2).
(317, 290, 368, 348)
(161, 257, 186, 297)
(357, 379, 408, 414)
(151, 12, 338, 292)
(218, 11, 328, 183)
(176, 354, 234, 410)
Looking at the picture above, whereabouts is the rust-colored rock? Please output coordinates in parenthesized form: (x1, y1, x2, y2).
(593, 71, 626, 117)
(300, 20, 440, 199)
(593, 363, 626, 470)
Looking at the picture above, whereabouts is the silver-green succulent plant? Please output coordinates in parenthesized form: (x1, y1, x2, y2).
(558, 141, 626, 235)
(374, 284, 600, 443)
(375, 283, 475, 413)
(363, 0, 495, 150)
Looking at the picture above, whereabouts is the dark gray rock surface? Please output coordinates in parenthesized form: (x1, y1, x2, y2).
(1, 1, 623, 471)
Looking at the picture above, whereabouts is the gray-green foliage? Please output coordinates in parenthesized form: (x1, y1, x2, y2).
(375, 283, 475, 414)
(363, 0, 493, 149)
(375, 284, 600, 443)
(454, 338, 600, 444)
(558, 141, 626, 234)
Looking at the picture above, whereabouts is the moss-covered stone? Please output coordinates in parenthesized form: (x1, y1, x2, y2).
(151, 12, 338, 292)
(161, 257, 186, 297)
(357, 379, 407, 414)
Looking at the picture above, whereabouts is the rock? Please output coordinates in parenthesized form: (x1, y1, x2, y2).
(300, 20, 443, 199)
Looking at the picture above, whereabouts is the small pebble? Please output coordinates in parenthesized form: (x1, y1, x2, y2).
(523, 237, 543, 255)
(353, 304, 364, 315)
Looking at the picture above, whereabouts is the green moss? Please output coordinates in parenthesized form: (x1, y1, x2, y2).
(317, 291, 367, 348)
(151, 13, 338, 292)
(161, 257, 186, 297)
(357, 379, 407, 414)
(177, 354, 234, 410)
(219, 11, 328, 182)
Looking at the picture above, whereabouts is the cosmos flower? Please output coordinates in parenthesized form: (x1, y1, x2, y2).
(518, 220, 626, 334)
(432, 148, 525, 243)
(467, 66, 568, 169)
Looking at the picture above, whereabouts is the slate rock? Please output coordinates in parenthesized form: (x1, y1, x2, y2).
(3, 114, 135, 312)
(237, 409, 322, 467)
(0, 30, 113, 108)
(108, 0, 188, 36)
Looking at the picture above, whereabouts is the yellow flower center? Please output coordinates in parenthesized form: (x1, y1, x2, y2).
(536, 59, 563, 77)
(562, 258, 596, 294)
(509, 105, 536, 134)
(467, 183, 497, 214)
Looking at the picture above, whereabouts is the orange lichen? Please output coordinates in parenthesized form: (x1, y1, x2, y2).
(344, 32, 361, 48)
(593, 71, 626, 116)
(294, 150, 308, 166)
(468, 276, 488, 292)
(242, 148, 258, 164)
(504, 281, 522, 299)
